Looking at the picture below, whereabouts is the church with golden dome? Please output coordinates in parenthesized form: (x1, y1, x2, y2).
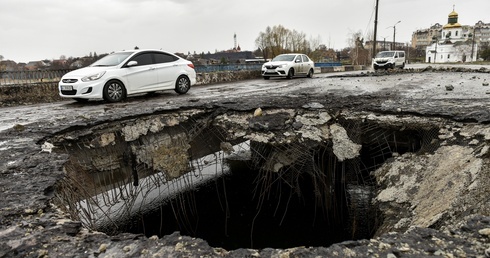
(425, 7, 477, 63)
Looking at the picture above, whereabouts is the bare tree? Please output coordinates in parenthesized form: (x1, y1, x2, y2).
(348, 30, 370, 65)
(255, 25, 313, 59)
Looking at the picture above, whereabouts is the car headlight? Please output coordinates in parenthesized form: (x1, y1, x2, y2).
(81, 71, 106, 82)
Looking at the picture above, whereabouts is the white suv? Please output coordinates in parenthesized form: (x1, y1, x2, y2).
(373, 51, 406, 70)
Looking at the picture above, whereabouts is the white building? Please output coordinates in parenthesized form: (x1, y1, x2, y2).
(426, 8, 477, 63)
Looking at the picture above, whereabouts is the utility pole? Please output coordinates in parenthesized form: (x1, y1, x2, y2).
(470, 27, 476, 61)
(389, 21, 401, 50)
(372, 0, 379, 59)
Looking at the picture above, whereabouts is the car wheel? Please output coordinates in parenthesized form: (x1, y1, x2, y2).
(286, 68, 294, 79)
(73, 98, 89, 103)
(103, 80, 126, 102)
(263, 76, 270, 80)
(307, 69, 314, 78)
(175, 75, 190, 94)
(400, 62, 405, 69)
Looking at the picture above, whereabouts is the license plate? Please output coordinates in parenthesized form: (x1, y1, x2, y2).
(61, 85, 73, 91)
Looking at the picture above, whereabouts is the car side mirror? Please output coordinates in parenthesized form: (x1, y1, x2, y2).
(127, 61, 138, 67)
(295, 60, 301, 63)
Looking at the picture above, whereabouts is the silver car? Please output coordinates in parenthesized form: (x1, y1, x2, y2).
(59, 49, 197, 102)
(261, 53, 314, 80)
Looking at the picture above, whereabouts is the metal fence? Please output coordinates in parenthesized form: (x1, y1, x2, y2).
(0, 70, 71, 85)
(194, 64, 263, 73)
(0, 62, 342, 86)
(315, 62, 342, 67)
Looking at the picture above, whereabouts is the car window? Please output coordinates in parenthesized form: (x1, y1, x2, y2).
(376, 51, 394, 58)
(91, 52, 133, 67)
(399, 52, 405, 58)
(131, 53, 153, 66)
(295, 56, 302, 63)
(272, 55, 295, 62)
(154, 53, 178, 64)
(302, 55, 310, 62)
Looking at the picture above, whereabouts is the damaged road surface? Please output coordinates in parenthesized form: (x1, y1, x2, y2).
(1, 65, 490, 257)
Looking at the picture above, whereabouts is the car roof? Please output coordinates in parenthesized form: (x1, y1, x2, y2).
(279, 53, 304, 55)
(114, 49, 173, 54)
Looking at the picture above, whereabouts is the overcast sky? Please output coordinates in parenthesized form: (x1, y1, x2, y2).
(1, 0, 489, 63)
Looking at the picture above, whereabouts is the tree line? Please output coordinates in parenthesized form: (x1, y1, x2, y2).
(254, 25, 366, 64)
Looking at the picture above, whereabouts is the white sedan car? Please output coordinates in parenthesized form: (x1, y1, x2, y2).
(261, 53, 314, 80)
(59, 49, 196, 102)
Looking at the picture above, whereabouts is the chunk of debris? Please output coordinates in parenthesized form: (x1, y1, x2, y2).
(330, 124, 362, 161)
(302, 102, 324, 109)
(445, 85, 454, 91)
(41, 142, 55, 153)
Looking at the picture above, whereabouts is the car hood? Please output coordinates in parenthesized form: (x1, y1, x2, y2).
(374, 57, 392, 61)
(63, 66, 115, 78)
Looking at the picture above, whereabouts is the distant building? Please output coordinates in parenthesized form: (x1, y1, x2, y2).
(365, 40, 405, 52)
(25, 61, 48, 71)
(201, 51, 255, 64)
(0, 60, 18, 71)
(425, 8, 481, 63)
(411, 23, 443, 50)
(474, 20, 490, 51)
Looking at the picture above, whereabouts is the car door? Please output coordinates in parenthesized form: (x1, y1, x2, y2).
(294, 55, 304, 74)
(302, 55, 313, 74)
(124, 52, 158, 93)
(153, 52, 181, 89)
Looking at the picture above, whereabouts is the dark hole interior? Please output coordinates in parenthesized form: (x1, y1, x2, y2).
(123, 158, 355, 250)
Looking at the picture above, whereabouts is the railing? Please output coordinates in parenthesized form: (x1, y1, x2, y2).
(315, 62, 342, 67)
(194, 64, 263, 73)
(0, 70, 71, 85)
(0, 62, 343, 86)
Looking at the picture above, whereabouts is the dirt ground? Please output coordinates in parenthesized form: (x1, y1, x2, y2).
(1, 64, 490, 257)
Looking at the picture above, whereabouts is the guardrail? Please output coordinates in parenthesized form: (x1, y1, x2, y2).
(1, 62, 343, 86)
(0, 70, 71, 86)
(194, 64, 262, 73)
(314, 62, 342, 67)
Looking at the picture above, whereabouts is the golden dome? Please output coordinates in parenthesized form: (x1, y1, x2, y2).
(443, 8, 461, 29)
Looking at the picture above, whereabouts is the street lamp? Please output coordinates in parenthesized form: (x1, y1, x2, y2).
(387, 21, 401, 50)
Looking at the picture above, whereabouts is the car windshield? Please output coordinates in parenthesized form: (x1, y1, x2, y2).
(91, 52, 134, 67)
(272, 54, 296, 62)
(376, 52, 395, 58)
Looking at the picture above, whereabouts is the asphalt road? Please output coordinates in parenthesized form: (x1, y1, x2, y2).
(1, 63, 490, 134)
